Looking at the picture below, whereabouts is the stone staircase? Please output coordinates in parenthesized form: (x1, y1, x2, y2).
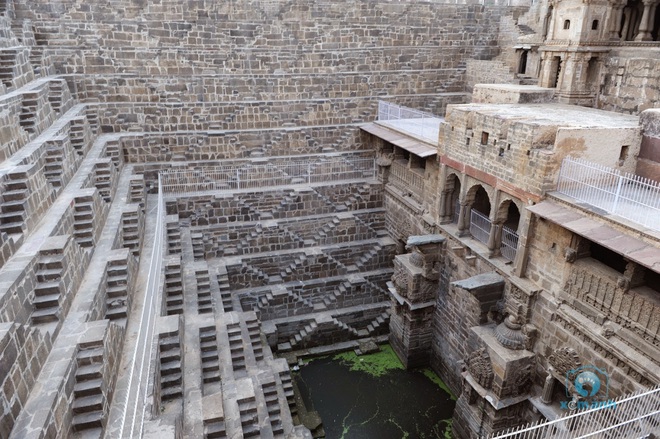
(228, 323, 246, 373)
(0, 172, 29, 236)
(128, 175, 145, 207)
(43, 136, 66, 188)
(0, 50, 16, 89)
(278, 321, 318, 352)
(164, 260, 184, 316)
(47, 79, 67, 114)
(355, 244, 383, 271)
(191, 232, 204, 259)
(19, 91, 39, 137)
(312, 217, 340, 244)
(322, 280, 351, 308)
(246, 316, 264, 362)
(166, 219, 182, 255)
(365, 311, 390, 336)
(278, 370, 296, 417)
(159, 331, 183, 402)
(93, 161, 113, 202)
(279, 254, 307, 280)
(262, 381, 284, 436)
(73, 194, 96, 248)
(331, 317, 359, 338)
(30, 248, 64, 326)
(120, 206, 141, 258)
(216, 268, 233, 312)
(237, 394, 259, 438)
(69, 116, 90, 156)
(104, 258, 129, 321)
(71, 343, 105, 434)
(199, 326, 221, 393)
(196, 269, 214, 314)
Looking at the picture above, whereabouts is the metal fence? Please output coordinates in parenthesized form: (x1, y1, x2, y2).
(377, 101, 441, 144)
(557, 157, 660, 231)
(490, 385, 660, 439)
(119, 175, 165, 439)
(160, 155, 376, 195)
(470, 209, 491, 245)
(500, 225, 519, 262)
(388, 160, 425, 202)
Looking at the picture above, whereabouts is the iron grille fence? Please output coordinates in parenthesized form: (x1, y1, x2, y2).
(453, 200, 461, 224)
(470, 209, 491, 245)
(377, 100, 440, 143)
(556, 157, 660, 231)
(490, 385, 660, 439)
(500, 225, 519, 261)
(160, 155, 376, 195)
(120, 176, 165, 438)
(388, 160, 425, 202)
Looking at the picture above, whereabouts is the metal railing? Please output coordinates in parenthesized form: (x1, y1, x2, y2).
(160, 156, 376, 195)
(500, 225, 519, 262)
(119, 175, 165, 439)
(557, 157, 660, 231)
(377, 101, 441, 144)
(453, 200, 461, 224)
(490, 385, 660, 439)
(388, 160, 425, 202)
(470, 209, 491, 245)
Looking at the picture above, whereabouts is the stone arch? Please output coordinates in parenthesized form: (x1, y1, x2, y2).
(494, 198, 522, 231)
(465, 184, 491, 217)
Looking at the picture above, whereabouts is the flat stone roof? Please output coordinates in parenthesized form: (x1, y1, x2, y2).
(528, 201, 660, 271)
(361, 122, 437, 157)
(447, 103, 640, 129)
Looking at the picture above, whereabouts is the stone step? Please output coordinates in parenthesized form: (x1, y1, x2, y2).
(160, 349, 181, 364)
(105, 305, 127, 320)
(33, 292, 59, 309)
(74, 378, 103, 398)
(31, 307, 59, 324)
(72, 394, 104, 415)
(72, 410, 104, 432)
(0, 210, 26, 223)
(77, 347, 104, 366)
(76, 364, 103, 382)
(161, 385, 182, 401)
(2, 187, 29, 201)
(36, 268, 62, 282)
(34, 281, 61, 297)
(161, 372, 182, 388)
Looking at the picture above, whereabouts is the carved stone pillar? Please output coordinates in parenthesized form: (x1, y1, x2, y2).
(541, 368, 556, 404)
(635, 0, 656, 41)
(487, 222, 502, 257)
(457, 203, 469, 237)
(438, 190, 451, 224)
(609, 0, 626, 40)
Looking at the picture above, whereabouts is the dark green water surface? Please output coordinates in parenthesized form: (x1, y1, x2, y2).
(294, 345, 456, 439)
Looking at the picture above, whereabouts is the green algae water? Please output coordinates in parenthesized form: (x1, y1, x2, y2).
(295, 345, 456, 438)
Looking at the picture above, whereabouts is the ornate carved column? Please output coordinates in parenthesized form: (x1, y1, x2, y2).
(541, 367, 556, 404)
(486, 222, 502, 257)
(609, 0, 627, 40)
(457, 203, 469, 237)
(635, 0, 656, 41)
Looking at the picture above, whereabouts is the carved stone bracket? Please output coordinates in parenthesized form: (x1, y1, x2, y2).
(467, 348, 494, 390)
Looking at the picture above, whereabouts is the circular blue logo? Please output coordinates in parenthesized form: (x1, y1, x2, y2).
(574, 370, 601, 397)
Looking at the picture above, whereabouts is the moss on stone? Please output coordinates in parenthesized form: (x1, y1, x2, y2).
(333, 344, 404, 377)
(420, 368, 457, 401)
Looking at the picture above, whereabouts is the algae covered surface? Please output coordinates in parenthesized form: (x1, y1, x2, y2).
(296, 344, 456, 438)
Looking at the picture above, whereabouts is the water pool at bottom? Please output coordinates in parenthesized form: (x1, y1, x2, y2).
(294, 345, 456, 439)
